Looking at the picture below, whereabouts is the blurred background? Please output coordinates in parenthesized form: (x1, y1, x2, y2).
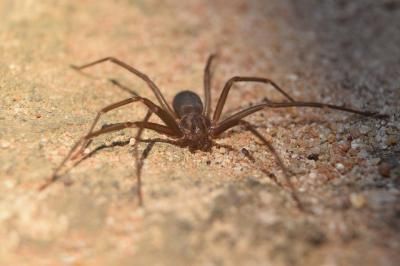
(0, 0, 399, 265)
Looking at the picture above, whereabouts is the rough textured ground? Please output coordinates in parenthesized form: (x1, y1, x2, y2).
(1, 0, 399, 265)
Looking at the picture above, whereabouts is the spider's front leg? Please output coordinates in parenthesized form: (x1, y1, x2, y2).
(74, 93, 182, 159)
(71, 57, 177, 118)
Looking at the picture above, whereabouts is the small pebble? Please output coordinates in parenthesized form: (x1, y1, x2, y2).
(129, 138, 136, 146)
(233, 166, 243, 173)
(240, 148, 250, 157)
(307, 153, 319, 161)
(0, 140, 10, 149)
(350, 193, 366, 208)
(309, 172, 317, 179)
(240, 148, 255, 162)
(351, 139, 366, 150)
(287, 73, 298, 81)
(335, 163, 345, 171)
(378, 162, 392, 177)
(3, 179, 16, 189)
(385, 135, 398, 146)
(61, 255, 78, 265)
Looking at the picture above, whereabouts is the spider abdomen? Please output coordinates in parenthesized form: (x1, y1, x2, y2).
(173, 90, 203, 118)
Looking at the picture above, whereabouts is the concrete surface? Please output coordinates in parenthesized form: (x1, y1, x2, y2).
(0, 0, 399, 265)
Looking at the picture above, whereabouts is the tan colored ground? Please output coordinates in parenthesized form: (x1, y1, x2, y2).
(1, 0, 399, 265)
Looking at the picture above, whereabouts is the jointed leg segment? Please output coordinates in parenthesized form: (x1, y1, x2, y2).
(239, 120, 304, 210)
(71, 57, 177, 118)
(77, 95, 181, 156)
(203, 54, 217, 118)
(212, 76, 296, 122)
(212, 100, 380, 136)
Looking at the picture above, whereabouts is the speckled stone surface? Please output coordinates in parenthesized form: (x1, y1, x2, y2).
(0, 0, 399, 265)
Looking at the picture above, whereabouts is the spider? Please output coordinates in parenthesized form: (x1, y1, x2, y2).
(40, 54, 385, 207)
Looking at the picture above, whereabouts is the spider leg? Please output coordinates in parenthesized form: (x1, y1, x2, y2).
(74, 78, 139, 153)
(238, 120, 304, 211)
(108, 79, 153, 205)
(213, 77, 295, 122)
(211, 133, 303, 210)
(212, 101, 385, 136)
(203, 54, 217, 118)
(75, 95, 182, 158)
(40, 120, 179, 191)
(71, 57, 177, 118)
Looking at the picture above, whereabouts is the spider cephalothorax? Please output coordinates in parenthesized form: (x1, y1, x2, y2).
(173, 90, 212, 151)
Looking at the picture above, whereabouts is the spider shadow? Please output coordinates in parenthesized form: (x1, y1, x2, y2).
(212, 136, 290, 192)
(57, 128, 298, 210)
(61, 137, 179, 183)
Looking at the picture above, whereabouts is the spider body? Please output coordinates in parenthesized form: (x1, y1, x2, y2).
(173, 90, 212, 151)
(40, 55, 385, 207)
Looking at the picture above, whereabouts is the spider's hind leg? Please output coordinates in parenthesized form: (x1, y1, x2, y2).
(238, 120, 306, 212)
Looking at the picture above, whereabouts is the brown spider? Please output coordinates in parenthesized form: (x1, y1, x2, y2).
(40, 54, 385, 207)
